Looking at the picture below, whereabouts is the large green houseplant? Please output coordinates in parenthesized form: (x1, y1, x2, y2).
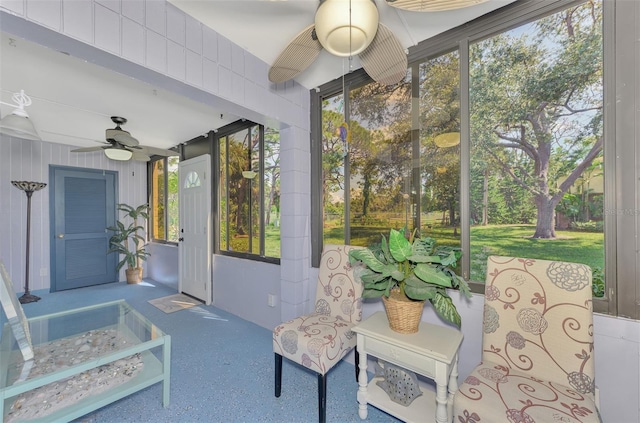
(349, 228, 471, 330)
(108, 203, 150, 284)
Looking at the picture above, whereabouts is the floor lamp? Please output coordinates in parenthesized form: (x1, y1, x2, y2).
(11, 181, 47, 304)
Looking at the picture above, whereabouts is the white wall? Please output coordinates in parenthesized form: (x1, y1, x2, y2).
(146, 243, 178, 285)
(212, 254, 281, 330)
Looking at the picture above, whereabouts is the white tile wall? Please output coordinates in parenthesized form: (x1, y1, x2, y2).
(0, 0, 23, 14)
(95, 4, 120, 54)
(202, 58, 219, 94)
(145, 28, 166, 72)
(121, 0, 143, 24)
(185, 49, 202, 87)
(26, 0, 60, 31)
(144, 0, 165, 36)
(202, 26, 218, 62)
(165, 3, 184, 45)
(95, 0, 119, 13)
(231, 43, 244, 75)
(217, 35, 231, 69)
(185, 14, 201, 54)
(63, 0, 93, 43)
(122, 17, 145, 64)
(167, 39, 185, 80)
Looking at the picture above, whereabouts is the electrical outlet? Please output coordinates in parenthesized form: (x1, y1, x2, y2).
(268, 293, 277, 307)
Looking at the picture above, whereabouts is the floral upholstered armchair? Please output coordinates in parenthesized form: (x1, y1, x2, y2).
(273, 244, 363, 423)
(453, 256, 601, 423)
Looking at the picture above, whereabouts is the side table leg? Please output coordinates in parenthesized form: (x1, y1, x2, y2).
(163, 335, 171, 407)
(435, 381, 449, 423)
(356, 336, 368, 420)
(447, 354, 460, 420)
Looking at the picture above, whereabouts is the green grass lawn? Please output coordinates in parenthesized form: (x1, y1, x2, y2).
(469, 224, 604, 282)
(323, 221, 604, 282)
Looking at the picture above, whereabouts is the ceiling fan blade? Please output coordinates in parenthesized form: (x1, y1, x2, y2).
(131, 150, 151, 162)
(137, 145, 179, 157)
(106, 128, 139, 147)
(385, 0, 488, 12)
(359, 23, 408, 86)
(71, 146, 107, 153)
(269, 24, 323, 83)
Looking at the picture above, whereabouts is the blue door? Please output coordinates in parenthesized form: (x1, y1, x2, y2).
(49, 166, 117, 291)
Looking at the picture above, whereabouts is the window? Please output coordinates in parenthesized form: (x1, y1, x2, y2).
(149, 156, 179, 242)
(312, 0, 629, 317)
(218, 121, 280, 260)
(468, 5, 604, 287)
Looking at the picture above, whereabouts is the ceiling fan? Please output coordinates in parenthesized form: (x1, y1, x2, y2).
(268, 0, 487, 86)
(71, 116, 178, 162)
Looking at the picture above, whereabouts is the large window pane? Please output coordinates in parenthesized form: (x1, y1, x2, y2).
(219, 122, 280, 259)
(167, 156, 179, 242)
(150, 156, 179, 243)
(419, 51, 461, 252)
(321, 93, 346, 245)
(349, 76, 412, 247)
(468, 1, 604, 295)
(264, 127, 281, 258)
(151, 159, 165, 240)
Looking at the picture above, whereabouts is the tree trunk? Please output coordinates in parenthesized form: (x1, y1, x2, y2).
(482, 168, 489, 225)
(362, 174, 371, 217)
(533, 194, 558, 238)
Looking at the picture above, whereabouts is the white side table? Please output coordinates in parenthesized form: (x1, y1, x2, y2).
(353, 312, 463, 423)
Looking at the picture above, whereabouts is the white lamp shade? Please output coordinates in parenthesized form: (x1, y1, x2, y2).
(104, 148, 133, 161)
(315, 0, 379, 57)
(0, 112, 41, 141)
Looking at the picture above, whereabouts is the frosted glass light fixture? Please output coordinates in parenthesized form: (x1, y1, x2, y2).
(104, 147, 133, 161)
(314, 0, 379, 57)
(0, 90, 41, 141)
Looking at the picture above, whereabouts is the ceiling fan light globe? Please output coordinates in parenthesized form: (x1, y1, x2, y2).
(315, 0, 379, 57)
(104, 147, 133, 161)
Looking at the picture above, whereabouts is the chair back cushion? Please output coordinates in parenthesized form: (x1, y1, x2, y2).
(482, 256, 595, 400)
(314, 244, 364, 323)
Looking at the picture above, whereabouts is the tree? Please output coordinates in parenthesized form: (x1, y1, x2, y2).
(470, 1, 603, 238)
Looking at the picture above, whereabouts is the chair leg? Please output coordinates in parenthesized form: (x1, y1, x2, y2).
(354, 346, 360, 381)
(318, 373, 327, 423)
(275, 353, 282, 397)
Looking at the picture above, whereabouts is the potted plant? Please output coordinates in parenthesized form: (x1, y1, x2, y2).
(108, 203, 150, 284)
(349, 228, 471, 332)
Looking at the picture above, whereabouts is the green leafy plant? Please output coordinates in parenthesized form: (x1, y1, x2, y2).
(108, 203, 150, 271)
(349, 228, 471, 328)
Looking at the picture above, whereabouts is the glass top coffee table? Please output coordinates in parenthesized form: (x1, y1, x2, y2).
(0, 300, 171, 422)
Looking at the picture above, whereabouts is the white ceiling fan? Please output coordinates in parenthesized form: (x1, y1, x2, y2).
(71, 116, 178, 162)
(268, 0, 488, 86)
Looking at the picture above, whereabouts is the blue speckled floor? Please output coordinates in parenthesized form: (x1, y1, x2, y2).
(16, 280, 401, 423)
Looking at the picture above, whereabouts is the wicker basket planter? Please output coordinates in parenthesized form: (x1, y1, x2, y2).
(382, 289, 425, 334)
(125, 267, 143, 284)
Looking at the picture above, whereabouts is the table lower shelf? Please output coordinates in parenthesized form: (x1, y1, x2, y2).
(363, 376, 450, 423)
(3, 349, 166, 423)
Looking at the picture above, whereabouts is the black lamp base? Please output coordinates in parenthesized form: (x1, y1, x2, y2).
(19, 292, 41, 304)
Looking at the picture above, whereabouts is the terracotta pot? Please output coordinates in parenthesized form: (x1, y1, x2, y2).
(381, 289, 425, 334)
(125, 267, 143, 284)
